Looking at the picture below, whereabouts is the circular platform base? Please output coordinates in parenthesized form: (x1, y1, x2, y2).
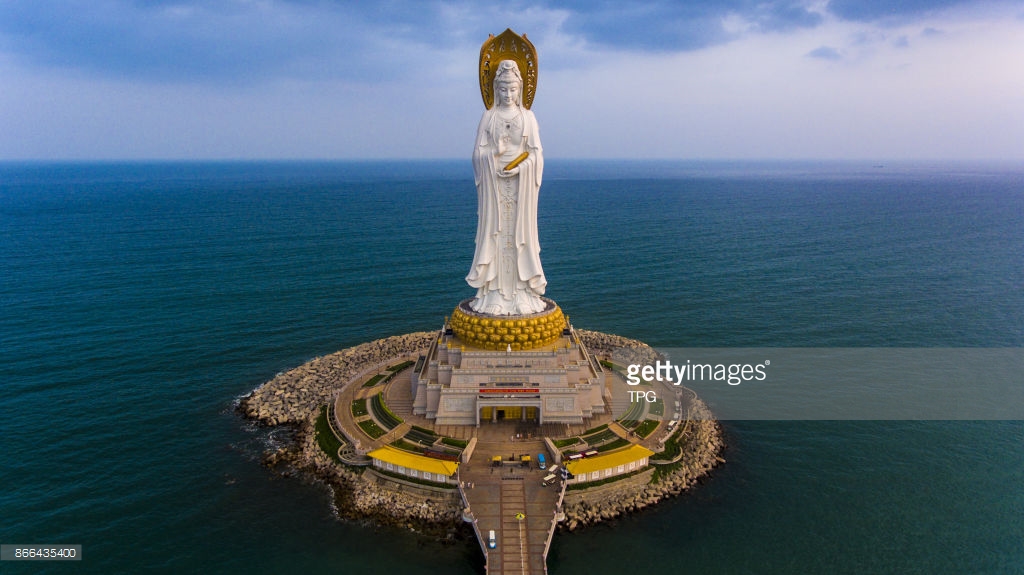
(449, 298, 566, 350)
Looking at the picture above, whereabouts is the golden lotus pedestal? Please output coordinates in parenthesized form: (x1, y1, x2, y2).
(414, 296, 605, 425)
(448, 298, 567, 351)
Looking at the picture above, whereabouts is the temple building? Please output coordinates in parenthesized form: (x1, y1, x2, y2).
(564, 445, 655, 484)
(410, 300, 608, 426)
(367, 445, 459, 484)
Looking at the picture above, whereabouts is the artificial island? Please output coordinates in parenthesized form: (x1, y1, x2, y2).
(240, 29, 724, 574)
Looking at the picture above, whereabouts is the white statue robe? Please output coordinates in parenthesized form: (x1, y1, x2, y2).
(466, 105, 547, 315)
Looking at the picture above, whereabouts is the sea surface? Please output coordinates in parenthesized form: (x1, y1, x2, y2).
(1, 160, 1022, 574)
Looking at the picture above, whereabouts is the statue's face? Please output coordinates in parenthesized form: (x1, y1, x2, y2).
(496, 81, 520, 107)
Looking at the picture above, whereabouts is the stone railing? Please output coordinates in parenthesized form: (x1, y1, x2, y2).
(541, 478, 568, 574)
(456, 470, 489, 566)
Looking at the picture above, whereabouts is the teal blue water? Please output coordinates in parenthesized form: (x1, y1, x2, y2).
(2, 160, 1022, 573)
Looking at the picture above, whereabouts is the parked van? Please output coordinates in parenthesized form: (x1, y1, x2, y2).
(537, 453, 547, 470)
(548, 465, 560, 475)
(488, 530, 496, 549)
(542, 474, 557, 486)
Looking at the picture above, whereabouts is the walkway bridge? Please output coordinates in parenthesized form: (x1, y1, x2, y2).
(458, 438, 567, 574)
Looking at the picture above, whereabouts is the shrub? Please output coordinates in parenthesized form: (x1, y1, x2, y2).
(388, 360, 415, 372)
(595, 437, 630, 452)
(362, 373, 387, 388)
(410, 425, 437, 436)
(315, 405, 343, 462)
(404, 428, 437, 446)
(390, 439, 425, 453)
(582, 428, 618, 446)
(651, 425, 686, 461)
(566, 467, 648, 491)
(553, 437, 580, 448)
(370, 392, 402, 429)
(618, 398, 645, 423)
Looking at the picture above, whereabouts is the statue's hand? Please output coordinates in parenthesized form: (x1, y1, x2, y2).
(498, 166, 520, 178)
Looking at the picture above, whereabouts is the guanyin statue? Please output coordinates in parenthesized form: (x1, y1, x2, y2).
(466, 43, 547, 316)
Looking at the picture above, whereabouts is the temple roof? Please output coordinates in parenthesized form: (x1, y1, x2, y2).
(367, 445, 459, 476)
(564, 444, 655, 476)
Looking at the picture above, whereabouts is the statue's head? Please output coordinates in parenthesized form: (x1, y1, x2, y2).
(493, 60, 523, 107)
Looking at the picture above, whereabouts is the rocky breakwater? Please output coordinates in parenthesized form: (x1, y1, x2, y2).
(561, 402, 724, 531)
(562, 409, 724, 531)
(242, 331, 463, 535)
(239, 331, 435, 425)
(263, 408, 462, 535)
(576, 329, 657, 361)
(564, 330, 726, 531)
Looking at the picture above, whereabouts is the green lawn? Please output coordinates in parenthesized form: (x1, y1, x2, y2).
(635, 419, 660, 438)
(358, 419, 386, 439)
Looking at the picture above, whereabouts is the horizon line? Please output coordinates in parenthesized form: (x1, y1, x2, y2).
(3, 157, 1023, 164)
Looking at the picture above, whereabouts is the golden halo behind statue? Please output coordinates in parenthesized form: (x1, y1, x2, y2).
(479, 29, 538, 110)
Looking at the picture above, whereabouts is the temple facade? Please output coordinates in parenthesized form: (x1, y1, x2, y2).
(411, 309, 607, 426)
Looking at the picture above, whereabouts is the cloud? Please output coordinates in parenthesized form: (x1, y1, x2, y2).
(1, 0, 1022, 160)
(551, 0, 823, 51)
(1, 0, 959, 86)
(826, 0, 968, 23)
(0, 1, 490, 83)
(806, 45, 843, 59)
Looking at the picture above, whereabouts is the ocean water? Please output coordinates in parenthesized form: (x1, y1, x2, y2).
(1, 160, 1022, 574)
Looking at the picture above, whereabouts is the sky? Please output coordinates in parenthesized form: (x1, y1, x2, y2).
(1, 0, 1022, 160)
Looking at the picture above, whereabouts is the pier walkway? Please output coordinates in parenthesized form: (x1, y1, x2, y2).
(458, 437, 561, 574)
